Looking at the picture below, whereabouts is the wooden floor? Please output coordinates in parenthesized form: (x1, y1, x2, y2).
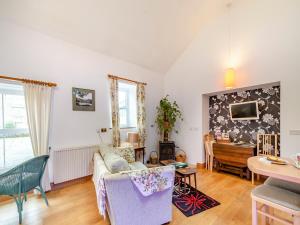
(0, 169, 264, 225)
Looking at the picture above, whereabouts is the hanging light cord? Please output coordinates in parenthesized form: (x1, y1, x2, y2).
(227, 0, 233, 63)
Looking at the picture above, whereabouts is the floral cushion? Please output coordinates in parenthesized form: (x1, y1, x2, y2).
(114, 146, 135, 163)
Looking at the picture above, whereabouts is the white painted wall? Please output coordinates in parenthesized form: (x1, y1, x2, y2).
(0, 21, 163, 162)
(164, 0, 300, 164)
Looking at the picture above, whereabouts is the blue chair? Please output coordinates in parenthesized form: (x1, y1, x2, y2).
(0, 155, 49, 224)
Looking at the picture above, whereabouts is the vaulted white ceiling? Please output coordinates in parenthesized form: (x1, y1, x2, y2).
(0, 0, 224, 73)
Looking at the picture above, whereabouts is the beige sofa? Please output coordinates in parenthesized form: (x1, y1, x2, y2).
(93, 144, 175, 225)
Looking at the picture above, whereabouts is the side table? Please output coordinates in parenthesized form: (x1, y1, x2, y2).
(160, 160, 197, 195)
(176, 167, 197, 194)
(134, 146, 145, 163)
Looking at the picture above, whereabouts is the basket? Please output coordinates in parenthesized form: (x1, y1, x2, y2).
(175, 149, 186, 163)
(149, 151, 158, 164)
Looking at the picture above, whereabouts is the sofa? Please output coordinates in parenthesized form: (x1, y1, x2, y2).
(93, 144, 175, 225)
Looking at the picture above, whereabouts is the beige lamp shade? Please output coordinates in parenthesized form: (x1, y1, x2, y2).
(225, 68, 236, 89)
(127, 132, 139, 145)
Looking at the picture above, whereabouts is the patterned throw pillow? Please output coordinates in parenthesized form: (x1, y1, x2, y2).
(114, 146, 135, 163)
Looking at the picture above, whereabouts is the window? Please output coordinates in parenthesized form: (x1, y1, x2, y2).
(0, 83, 33, 169)
(118, 82, 137, 128)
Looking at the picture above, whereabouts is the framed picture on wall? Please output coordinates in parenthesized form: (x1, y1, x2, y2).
(72, 87, 95, 111)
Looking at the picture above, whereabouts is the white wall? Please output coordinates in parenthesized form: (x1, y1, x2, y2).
(0, 21, 163, 161)
(164, 0, 300, 164)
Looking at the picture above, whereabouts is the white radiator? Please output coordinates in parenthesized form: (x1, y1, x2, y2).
(51, 145, 99, 184)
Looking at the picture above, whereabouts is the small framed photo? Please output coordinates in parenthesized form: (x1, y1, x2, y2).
(222, 132, 230, 140)
(72, 87, 95, 111)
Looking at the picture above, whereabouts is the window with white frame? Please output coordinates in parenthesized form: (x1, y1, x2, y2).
(0, 82, 33, 169)
(118, 81, 137, 128)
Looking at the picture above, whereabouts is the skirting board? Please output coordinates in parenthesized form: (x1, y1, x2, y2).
(0, 195, 12, 203)
(50, 175, 92, 191)
(197, 162, 205, 169)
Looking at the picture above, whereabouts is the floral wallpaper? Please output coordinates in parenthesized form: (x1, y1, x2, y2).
(209, 86, 280, 147)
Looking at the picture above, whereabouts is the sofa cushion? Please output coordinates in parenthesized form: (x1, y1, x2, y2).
(114, 146, 135, 163)
(99, 144, 113, 158)
(103, 151, 130, 174)
(128, 162, 147, 171)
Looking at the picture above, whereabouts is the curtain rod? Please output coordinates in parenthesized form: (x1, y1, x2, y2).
(0, 75, 57, 87)
(108, 74, 147, 85)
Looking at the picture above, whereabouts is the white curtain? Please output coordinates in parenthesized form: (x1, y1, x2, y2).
(23, 83, 52, 191)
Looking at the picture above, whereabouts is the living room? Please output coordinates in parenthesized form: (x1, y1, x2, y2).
(0, 0, 300, 225)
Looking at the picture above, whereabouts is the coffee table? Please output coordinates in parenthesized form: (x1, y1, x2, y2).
(160, 160, 197, 195)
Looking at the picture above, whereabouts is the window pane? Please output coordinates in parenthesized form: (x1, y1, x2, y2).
(4, 137, 33, 168)
(0, 83, 33, 169)
(119, 108, 127, 127)
(119, 91, 127, 108)
(118, 81, 137, 128)
(3, 94, 28, 129)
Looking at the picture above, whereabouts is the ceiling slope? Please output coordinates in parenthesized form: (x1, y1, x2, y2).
(0, 0, 225, 73)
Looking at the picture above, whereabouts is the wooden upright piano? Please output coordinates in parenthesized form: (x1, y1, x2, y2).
(213, 142, 256, 179)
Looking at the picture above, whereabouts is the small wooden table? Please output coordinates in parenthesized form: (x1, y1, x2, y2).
(213, 142, 256, 179)
(134, 146, 145, 163)
(248, 156, 300, 184)
(176, 167, 197, 194)
(160, 160, 197, 194)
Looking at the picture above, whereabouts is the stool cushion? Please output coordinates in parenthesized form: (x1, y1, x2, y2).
(265, 177, 300, 194)
(252, 185, 300, 211)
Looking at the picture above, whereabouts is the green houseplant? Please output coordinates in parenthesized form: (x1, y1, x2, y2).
(155, 95, 183, 141)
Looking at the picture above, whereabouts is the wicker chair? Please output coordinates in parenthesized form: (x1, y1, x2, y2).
(0, 155, 49, 224)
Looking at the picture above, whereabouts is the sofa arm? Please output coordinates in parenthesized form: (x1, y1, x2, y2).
(104, 167, 174, 225)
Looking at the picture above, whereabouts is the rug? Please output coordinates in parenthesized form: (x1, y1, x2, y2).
(172, 182, 220, 217)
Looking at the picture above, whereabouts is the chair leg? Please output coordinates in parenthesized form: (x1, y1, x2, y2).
(269, 207, 274, 225)
(36, 186, 49, 206)
(261, 205, 268, 225)
(210, 156, 214, 172)
(18, 202, 22, 225)
(257, 174, 260, 181)
(13, 195, 23, 224)
(40, 186, 49, 206)
(252, 199, 258, 225)
(294, 215, 300, 225)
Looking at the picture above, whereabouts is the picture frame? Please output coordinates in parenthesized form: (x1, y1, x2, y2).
(72, 87, 95, 111)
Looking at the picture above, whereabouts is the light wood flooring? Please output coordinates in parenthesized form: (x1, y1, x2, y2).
(0, 169, 264, 225)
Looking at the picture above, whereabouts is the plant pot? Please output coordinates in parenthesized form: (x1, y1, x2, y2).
(163, 131, 169, 142)
(163, 121, 170, 129)
(163, 121, 170, 141)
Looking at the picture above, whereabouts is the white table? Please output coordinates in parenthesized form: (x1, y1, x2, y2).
(248, 156, 300, 184)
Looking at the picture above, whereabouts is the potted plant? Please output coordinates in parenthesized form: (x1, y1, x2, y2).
(155, 95, 183, 141)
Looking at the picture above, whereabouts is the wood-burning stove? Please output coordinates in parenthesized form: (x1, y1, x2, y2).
(159, 141, 175, 161)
